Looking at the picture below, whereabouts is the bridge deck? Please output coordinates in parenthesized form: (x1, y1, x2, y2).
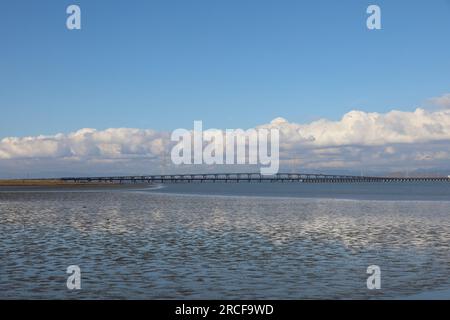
(60, 173, 450, 184)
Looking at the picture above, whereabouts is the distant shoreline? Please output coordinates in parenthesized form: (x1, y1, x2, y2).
(0, 179, 153, 188)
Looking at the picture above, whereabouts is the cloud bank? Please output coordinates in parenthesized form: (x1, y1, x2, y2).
(2, 94, 450, 177)
(0, 128, 167, 161)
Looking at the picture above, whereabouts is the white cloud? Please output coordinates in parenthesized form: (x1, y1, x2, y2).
(262, 108, 450, 147)
(0, 128, 167, 160)
(2, 97, 450, 176)
(429, 93, 450, 109)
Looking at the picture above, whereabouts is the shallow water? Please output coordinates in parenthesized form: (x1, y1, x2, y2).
(149, 181, 450, 201)
(0, 183, 450, 299)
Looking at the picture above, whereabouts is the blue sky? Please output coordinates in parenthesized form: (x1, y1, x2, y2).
(1, 0, 450, 138)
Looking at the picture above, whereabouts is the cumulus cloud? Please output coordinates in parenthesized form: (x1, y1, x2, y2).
(261, 108, 450, 147)
(2, 97, 450, 177)
(0, 128, 167, 161)
(429, 93, 450, 109)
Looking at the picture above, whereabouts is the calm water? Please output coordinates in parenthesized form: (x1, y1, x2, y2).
(1, 182, 450, 299)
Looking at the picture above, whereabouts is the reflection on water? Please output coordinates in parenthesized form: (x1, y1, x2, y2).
(0, 185, 450, 299)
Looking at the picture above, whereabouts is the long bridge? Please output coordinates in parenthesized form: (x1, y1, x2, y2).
(60, 173, 450, 184)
